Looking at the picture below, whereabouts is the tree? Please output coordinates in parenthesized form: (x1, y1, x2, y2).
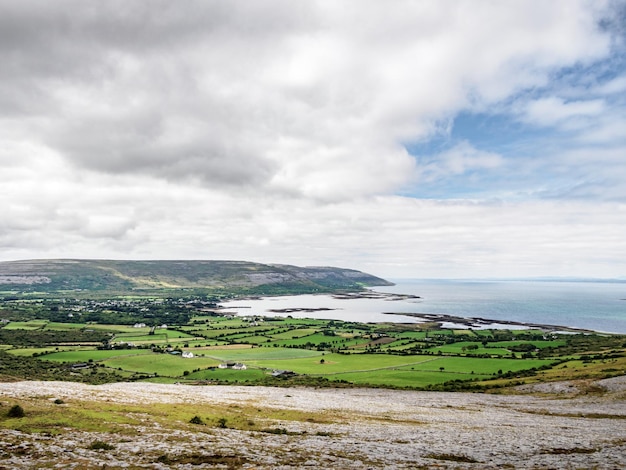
(189, 415, 204, 425)
(7, 404, 25, 418)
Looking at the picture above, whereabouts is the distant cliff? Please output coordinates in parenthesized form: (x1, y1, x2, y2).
(0, 259, 392, 295)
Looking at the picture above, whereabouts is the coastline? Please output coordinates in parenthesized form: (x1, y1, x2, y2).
(224, 289, 609, 333)
(380, 311, 596, 333)
(375, 279, 626, 334)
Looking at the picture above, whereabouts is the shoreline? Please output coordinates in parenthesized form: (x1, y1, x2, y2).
(223, 290, 612, 333)
(381, 311, 596, 333)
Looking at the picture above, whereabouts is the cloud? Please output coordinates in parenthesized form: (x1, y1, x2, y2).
(417, 141, 503, 184)
(1, 1, 625, 279)
(0, 0, 616, 201)
(2, 183, 624, 278)
(522, 97, 606, 128)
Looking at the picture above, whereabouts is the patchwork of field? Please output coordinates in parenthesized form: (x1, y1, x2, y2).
(2, 314, 624, 390)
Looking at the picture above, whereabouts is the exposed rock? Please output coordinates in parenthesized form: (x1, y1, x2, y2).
(0, 380, 624, 469)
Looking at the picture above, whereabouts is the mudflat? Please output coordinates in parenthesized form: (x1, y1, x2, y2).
(1, 378, 625, 469)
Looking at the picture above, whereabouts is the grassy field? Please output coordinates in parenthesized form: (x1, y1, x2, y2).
(429, 342, 512, 356)
(102, 354, 221, 376)
(6, 347, 65, 356)
(489, 340, 567, 349)
(0, 299, 624, 390)
(44, 322, 89, 330)
(40, 349, 154, 363)
(199, 347, 323, 361)
(186, 367, 267, 382)
(2, 321, 48, 330)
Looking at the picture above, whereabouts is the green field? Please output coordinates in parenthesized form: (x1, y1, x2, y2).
(244, 353, 432, 375)
(429, 342, 511, 356)
(186, 367, 267, 382)
(6, 347, 65, 357)
(102, 354, 221, 376)
(489, 340, 567, 349)
(44, 322, 89, 331)
(2, 321, 48, 330)
(41, 349, 153, 363)
(200, 347, 323, 361)
(1, 294, 624, 390)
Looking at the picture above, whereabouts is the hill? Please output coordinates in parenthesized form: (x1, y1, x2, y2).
(0, 259, 392, 296)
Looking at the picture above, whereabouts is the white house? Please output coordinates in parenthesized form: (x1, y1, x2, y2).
(218, 361, 247, 369)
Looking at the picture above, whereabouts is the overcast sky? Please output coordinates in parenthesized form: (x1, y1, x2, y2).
(1, 0, 625, 279)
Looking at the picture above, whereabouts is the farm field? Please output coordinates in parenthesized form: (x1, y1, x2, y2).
(0, 297, 624, 390)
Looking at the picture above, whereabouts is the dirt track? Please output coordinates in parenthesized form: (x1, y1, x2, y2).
(1, 378, 625, 469)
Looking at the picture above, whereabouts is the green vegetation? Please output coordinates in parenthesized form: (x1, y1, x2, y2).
(0, 286, 624, 391)
(189, 415, 205, 425)
(88, 441, 115, 451)
(426, 453, 478, 463)
(0, 259, 390, 297)
(7, 404, 25, 418)
(0, 393, 341, 439)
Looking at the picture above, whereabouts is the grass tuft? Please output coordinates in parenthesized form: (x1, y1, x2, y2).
(88, 440, 115, 451)
(541, 447, 598, 455)
(425, 452, 478, 463)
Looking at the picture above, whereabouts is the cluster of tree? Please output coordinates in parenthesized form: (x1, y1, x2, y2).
(0, 297, 219, 326)
(78, 309, 193, 326)
(0, 329, 109, 347)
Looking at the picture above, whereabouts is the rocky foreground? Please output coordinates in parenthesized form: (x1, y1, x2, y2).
(1, 378, 625, 469)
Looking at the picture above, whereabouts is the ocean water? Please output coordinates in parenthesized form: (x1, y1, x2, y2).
(381, 280, 626, 334)
(221, 279, 626, 333)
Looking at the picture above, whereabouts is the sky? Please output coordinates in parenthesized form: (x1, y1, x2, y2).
(1, 0, 625, 280)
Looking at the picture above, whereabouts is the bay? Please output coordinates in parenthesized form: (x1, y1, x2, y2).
(383, 280, 626, 334)
(221, 279, 626, 333)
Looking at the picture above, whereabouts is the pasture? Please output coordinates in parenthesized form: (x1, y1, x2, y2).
(41, 349, 153, 363)
(0, 301, 622, 390)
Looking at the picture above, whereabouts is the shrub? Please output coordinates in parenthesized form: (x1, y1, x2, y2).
(260, 427, 288, 435)
(189, 415, 204, 425)
(426, 452, 477, 463)
(88, 441, 115, 451)
(7, 404, 25, 418)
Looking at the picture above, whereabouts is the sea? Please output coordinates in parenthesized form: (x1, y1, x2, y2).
(220, 279, 626, 334)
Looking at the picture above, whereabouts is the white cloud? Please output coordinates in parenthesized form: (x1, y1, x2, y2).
(0, 1, 624, 279)
(418, 142, 503, 183)
(0, 0, 614, 200)
(522, 97, 606, 127)
(594, 75, 626, 95)
(2, 182, 624, 278)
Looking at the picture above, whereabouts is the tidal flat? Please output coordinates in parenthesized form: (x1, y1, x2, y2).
(1, 378, 624, 469)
